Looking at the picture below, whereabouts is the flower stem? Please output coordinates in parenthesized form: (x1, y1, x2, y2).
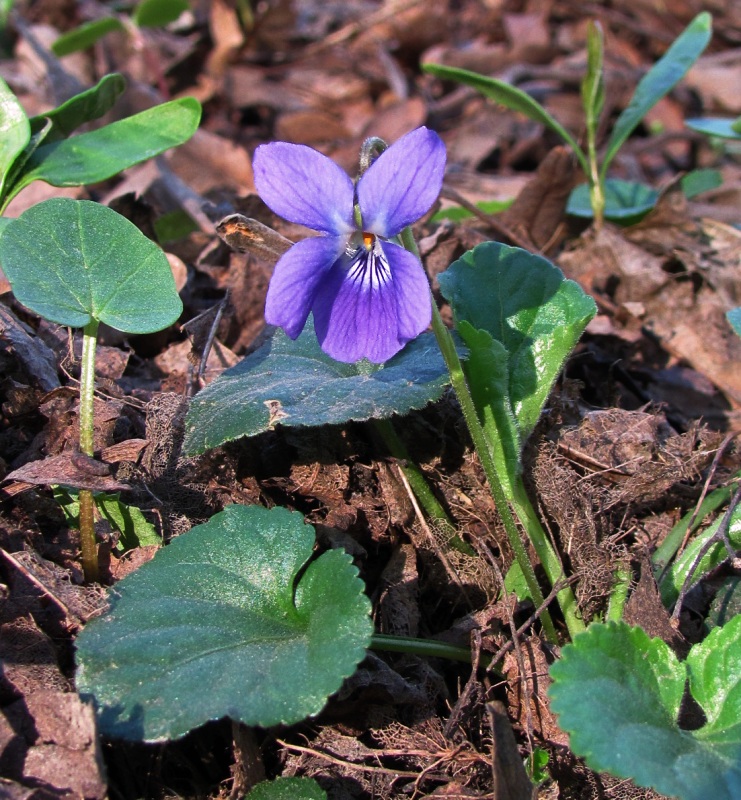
(373, 418, 473, 555)
(371, 633, 499, 675)
(400, 228, 558, 642)
(79, 320, 99, 583)
(510, 481, 585, 638)
(605, 563, 632, 622)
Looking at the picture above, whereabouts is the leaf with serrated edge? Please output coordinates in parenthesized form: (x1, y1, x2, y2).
(438, 242, 596, 448)
(183, 320, 450, 454)
(75, 505, 373, 741)
(550, 621, 741, 800)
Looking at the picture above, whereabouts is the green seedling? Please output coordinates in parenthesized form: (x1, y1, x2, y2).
(424, 12, 712, 227)
(51, 0, 190, 57)
(53, 486, 162, 553)
(0, 199, 183, 581)
(550, 618, 741, 800)
(437, 242, 595, 638)
(0, 71, 201, 216)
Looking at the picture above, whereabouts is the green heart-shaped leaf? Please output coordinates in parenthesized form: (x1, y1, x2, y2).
(438, 242, 596, 447)
(183, 321, 450, 455)
(0, 198, 182, 333)
(549, 619, 741, 800)
(75, 504, 373, 741)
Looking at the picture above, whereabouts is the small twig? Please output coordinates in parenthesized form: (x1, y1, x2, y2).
(442, 628, 483, 739)
(273, 738, 421, 779)
(155, 156, 217, 234)
(0, 549, 76, 623)
(439, 185, 533, 250)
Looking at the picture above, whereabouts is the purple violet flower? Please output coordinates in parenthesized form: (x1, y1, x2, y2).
(253, 126, 446, 364)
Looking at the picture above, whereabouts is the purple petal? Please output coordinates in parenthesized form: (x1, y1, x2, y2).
(265, 235, 346, 338)
(253, 142, 355, 234)
(312, 240, 431, 363)
(357, 127, 446, 238)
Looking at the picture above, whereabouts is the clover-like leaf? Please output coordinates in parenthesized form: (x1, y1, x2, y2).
(0, 198, 182, 333)
(11, 96, 200, 197)
(549, 620, 741, 800)
(183, 321, 450, 455)
(438, 242, 596, 447)
(75, 504, 373, 741)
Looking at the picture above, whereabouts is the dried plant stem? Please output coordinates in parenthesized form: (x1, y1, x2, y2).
(79, 320, 99, 583)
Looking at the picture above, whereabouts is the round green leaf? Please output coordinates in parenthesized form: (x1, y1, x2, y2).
(566, 179, 658, 223)
(686, 117, 741, 140)
(438, 242, 596, 443)
(0, 198, 182, 332)
(246, 778, 327, 800)
(549, 621, 741, 800)
(183, 321, 450, 455)
(75, 505, 373, 741)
